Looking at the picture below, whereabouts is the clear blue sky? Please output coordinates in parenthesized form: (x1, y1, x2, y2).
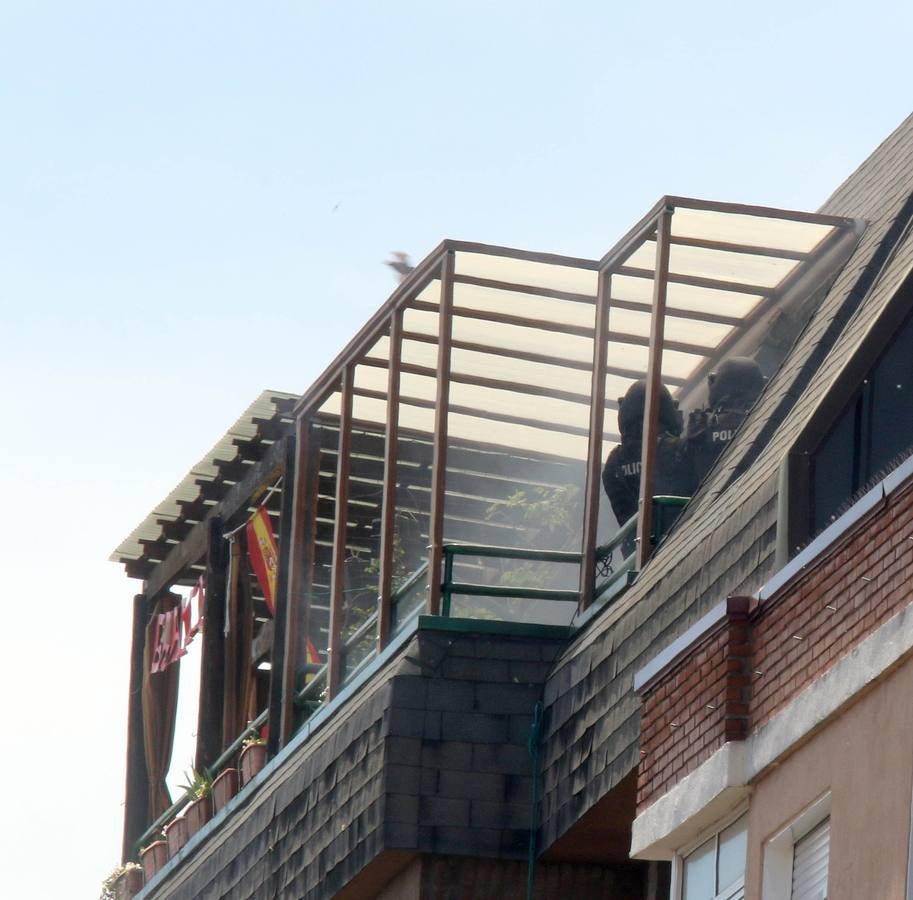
(1, 2, 911, 896)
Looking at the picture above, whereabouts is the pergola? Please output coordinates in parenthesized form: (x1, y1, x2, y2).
(281, 198, 860, 720)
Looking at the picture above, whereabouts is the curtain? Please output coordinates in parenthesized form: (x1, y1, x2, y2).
(222, 536, 254, 746)
(142, 592, 181, 822)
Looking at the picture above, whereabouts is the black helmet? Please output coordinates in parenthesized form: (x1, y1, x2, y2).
(708, 357, 765, 410)
(617, 379, 682, 440)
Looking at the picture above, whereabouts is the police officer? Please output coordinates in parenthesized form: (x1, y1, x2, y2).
(685, 356, 765, 490)
(602, 379, 688, 528)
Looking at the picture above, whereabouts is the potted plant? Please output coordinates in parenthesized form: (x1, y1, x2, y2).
(164, 814, 189, 858)
(179, 768, 213, 837)
(211, 767, 239, 813)
(139, 834, 167, 881)
(100, 862, 143, 900)
(239, 734, 267, 786)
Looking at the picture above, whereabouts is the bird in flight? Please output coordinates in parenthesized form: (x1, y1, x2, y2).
(385, 251, 413, 282)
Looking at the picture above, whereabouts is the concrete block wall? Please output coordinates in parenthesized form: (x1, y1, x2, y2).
(382, 625, 567, 861)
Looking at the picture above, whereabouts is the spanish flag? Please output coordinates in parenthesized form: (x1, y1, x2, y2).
(246, 507, 279, 617)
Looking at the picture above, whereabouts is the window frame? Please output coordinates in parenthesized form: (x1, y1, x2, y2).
(671, 806, 749, 900)
(761, 792, 830, 900)
(778, 267, 913, 564)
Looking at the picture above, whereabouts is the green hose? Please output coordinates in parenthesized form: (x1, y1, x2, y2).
(527, 701, 544, 900)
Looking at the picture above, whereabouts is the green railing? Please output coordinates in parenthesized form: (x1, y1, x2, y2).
(135, 498, 689, 860)
(440, 544, 582, 617)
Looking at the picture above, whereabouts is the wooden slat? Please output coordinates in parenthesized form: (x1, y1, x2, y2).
(267, 433, 297, 756)
(196, 516, 227, 771)
(637, 207, 673, 568)
(327, 365, 354, 698)
(580, 269, 613, 609)
(427, 250, 455, 615)
(143, 437, 288, 601)
(378, 309, 402, 650)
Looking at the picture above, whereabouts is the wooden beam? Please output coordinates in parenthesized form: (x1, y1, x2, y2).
(267, 433, 297, 758)
(664, 195, 854, 228)
(327, 366, 354, 698)
(213, 457, 256, 482)
(143, 437, 288, 601)
(616, 265, 770, 297)
(637, 207, 673, 569)
(278, 419, 320, 746)
(427, 250, 455, 616)
(668, 233, 808, 261)
(579, 271, 613, 609)
(378, 309, 403, 650)
(401, 330, 688, 385)
(196, 516, 227, 770)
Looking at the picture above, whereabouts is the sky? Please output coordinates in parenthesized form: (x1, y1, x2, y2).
(1, 2, 912, 897)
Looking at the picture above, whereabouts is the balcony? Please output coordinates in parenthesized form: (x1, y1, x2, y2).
(110, 199, 860, 898)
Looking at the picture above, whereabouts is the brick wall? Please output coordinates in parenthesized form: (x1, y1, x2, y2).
(751, 479, 913, 728)
(636, 598, 751, 811)
(636, 477, 913, 814)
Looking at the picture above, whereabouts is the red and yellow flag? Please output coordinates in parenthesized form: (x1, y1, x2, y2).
(246, 507, 278, 616)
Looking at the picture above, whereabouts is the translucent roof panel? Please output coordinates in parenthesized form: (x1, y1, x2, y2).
(293, 207, 858, 485)
(669, 206, 834, 253)
(597, 198, 860, 398)
(454, 250, 598, 296)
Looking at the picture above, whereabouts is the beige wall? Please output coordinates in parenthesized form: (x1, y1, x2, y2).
(744, 654, 913, 900)
(376, 858, 421, 900)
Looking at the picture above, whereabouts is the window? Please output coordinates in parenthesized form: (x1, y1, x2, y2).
(811, 303, 913, 534)
(790, 819, 830, 900)
(762, 794, 830, 900)
(679, 813, 748, 900)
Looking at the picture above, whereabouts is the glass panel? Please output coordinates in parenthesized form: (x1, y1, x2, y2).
(670, 208, 834, 254)
(341, 363, 386, 683)
(683, 835, 716, 900)
(392, 309, 438, 634)
(416, 277, 441, 305)
(867, 311, 913, 475)
(451, 316, 594, 365)
(625, 240, 797, 289)
(307, 394, 342, 674)
(611, 273, 763, 319)
(717, 815, 748, 892)
(811, 393, 860, 533)
(443, 258, 593, 625)
(812, 305, 913, 534)
(454, 250, 598, 295)
(452, 281, 596, 329)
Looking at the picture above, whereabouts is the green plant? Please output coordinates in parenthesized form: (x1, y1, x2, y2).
(179, 767, 213, 800)
(483, 484, 583, 592)
(139, 831, 165, 853)
(241, 733, 266, 751)
(100, 862, 142, 899)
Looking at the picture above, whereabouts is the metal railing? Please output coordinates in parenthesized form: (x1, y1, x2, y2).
(135, 498, 688, 858)
(440, 544, 582, 617)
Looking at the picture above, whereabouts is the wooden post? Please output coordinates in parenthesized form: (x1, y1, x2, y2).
(122, 593, 150, 862)
(196, 516, 227, 771)
(579, 270, 613, 609)
(327, 366, 354, 698)
(278, 418, 319, 746)
(378, 309, 403, 649)
(427, 249, 455, 616)
(636, 207, 674, 569)
(267, 434, 296, 758)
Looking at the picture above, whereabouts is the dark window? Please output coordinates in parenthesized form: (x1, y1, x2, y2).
(811, 307, 913, 533)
